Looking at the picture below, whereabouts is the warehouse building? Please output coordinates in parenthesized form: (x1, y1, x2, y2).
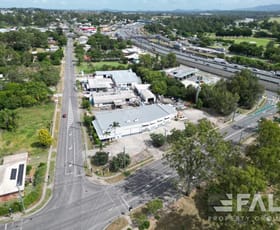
(86, 76, 114, 92)
(134, 84, 156, 104)
(95, 69, 142, 89)
(93, 104, 177, 140)
(164, 65, 199, 80)
(91, 90, 138, 108)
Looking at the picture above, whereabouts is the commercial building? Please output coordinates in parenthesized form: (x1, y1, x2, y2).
(93, 104, 177, 140)
(91, 90, 138, 108)
(164, 65, 199, 81)
(86, 76, 114, 92)
(134, 84, 156, 104)
(95, 69, 142, 89)
(0, 153, 28, 201)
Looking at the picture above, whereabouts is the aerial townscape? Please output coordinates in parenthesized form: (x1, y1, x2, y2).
(0, 0, 280, 229)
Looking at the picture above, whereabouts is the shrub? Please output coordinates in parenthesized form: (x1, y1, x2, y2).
(109, 153, 131, 172)
(150, 133, 166, 147)
(0, 206, 9, 216)
(91, 151, 109, 166)
(147, 199, 163, 215)
(82, 98, 90, 109)
(26, 165, 32, 175)
(139, 220, 150, 230)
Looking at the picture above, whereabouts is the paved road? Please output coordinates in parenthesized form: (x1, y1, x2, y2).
(0, 39, 178, 230)
(222, 91, 279, 143)
(0, 39, 278, 230)
(129, 37, 280, 92)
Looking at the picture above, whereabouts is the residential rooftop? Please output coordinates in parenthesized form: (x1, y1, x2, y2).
(0, 152, 28, 197)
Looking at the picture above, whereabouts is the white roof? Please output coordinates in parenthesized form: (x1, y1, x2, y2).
(140, 89, 155, 100)
(92, 90, 137, 105)
(93, 104, 176, 139)
(95, 69, 141, 85)
(0, 153, 28, 196)
(164, 65, 199, 79)
(122, 46, 142, 54)
(88, 77, 113, 89)
(134, 84, 155, 100)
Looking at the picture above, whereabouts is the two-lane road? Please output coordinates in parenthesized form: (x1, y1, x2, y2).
(1, 38, 279, 230)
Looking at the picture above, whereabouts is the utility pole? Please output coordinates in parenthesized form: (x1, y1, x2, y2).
(195, 85, 201, 104)
(123, 146, 126, 169)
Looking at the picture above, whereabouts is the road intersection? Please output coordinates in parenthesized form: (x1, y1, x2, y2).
(0, 38, 278, 230)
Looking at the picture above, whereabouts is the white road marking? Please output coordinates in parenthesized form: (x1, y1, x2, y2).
(224, 129, 243, 140)
(120, 195, 130, 209)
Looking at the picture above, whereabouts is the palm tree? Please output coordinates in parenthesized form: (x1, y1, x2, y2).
(110, 121, 120, 139)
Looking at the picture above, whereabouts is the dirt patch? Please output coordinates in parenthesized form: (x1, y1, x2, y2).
(151, 193, 212, 230)
(105, 217, 128, 230)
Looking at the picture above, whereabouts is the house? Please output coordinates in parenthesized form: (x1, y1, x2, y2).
(95, 69, 142, 89)
(0, 153, 28, 201)
(78, 36, 88, 45)
(92, 104, 177, 140)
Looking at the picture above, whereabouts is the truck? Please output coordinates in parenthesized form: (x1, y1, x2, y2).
(213, 57, 227, 65)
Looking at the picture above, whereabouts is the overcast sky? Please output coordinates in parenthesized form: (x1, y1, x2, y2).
(0, 0, 279, 11)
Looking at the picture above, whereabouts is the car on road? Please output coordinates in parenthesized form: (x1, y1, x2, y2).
(62, 113, 67, 118)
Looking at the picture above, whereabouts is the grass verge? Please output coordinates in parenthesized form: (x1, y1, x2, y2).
(0, 103, 55, 162)
(105, 217, 129, 230)
(77, 61, 128, 74)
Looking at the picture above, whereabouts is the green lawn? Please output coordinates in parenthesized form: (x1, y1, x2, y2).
(269, 17, 280, 23)
(0, 103, 55, 163)
(219, 37, 273, 47)
(77, 61, 128, 74)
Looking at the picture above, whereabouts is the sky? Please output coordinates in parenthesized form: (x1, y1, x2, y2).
(0, 0, 280, 11)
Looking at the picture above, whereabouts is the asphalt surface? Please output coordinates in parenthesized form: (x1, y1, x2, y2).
(131, 37, 280, 92)
(222, 91, 279, 143)
(0, 39, 179, 230)
(0, 38, 279, 230)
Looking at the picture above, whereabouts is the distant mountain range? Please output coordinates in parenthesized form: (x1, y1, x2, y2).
(2, 4, 280, 13)
(236, 4, 280, 12)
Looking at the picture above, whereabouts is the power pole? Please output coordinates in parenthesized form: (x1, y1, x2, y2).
(195, 85, 201, 104)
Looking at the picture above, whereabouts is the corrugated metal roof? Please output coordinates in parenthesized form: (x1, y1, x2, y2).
(95, 69, 141, 85)
(93, 104, 176, 138)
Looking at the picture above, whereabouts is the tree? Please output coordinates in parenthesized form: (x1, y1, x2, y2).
(163, 52, 177, 68)
(151, 80, 167, 96)
(109, 153, 131, 172)
(247, 119, 280, 183)
(150, 133, 166, 147)
(81, 98, 90, 110)
(165, 119, 222, 195)
(38, 128, 52, 147)
(227, 69, 264, 109)
(91, 151, 109, 166)
(0, 109, 19, 131)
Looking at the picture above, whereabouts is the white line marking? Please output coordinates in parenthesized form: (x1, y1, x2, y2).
(120, 195, 130, 209)
(224, 129, 244, 140)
